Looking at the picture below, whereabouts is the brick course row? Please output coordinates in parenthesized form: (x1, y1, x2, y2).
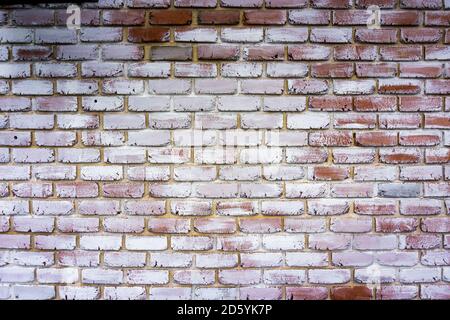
(0, 0, 449, 300)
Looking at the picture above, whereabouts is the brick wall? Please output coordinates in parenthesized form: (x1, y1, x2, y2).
(0, 0, 449, 300)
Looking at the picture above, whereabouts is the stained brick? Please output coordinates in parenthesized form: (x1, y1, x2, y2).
(128, 27, 170, 42)
(198, 11, 241, 25)
(149, 10, 192, 25)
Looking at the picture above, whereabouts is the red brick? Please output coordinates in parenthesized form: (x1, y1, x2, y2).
(380, 46, 422, 61)
(356, 132, 397, 147)
(13, 47, 52, 62)
(175, 0, 217, 7)
(56, 9, 100, 26)
(425, 149, 450, 164)
(244, 45, 284, 61)
(198, 44, 239, 60)
(425, 114, 450, 129)
(399, 96, 442, 112)
(0, 3, 449, 300)
(309, 132, 353, 147)
(288, 79, 328, 94)
(425, 45, 450, 60)
(335, 46, 376, 63)
(286, 287, 328, 300)
(221, 0, 263, 7)
(401, 0, 442, 8)
(356, 63, 397, 78)
(331, 286, 373, 300)
(381, 11, 421, 26)
(198, 10, 241, 25)
(312, 0, 351, 8)
(355, 29, 398, 43)
(289, 45, 331, 60)
(312, 63, 353, 78)
(356, 0, 396, 8)
(151, 46, 192, 61)
(376, 218, 418, 233)
(425, 12, 450, 26)
(378, 79, 422, 94)
(310, 167, 349, 181)
(401, 235, 441, 249)
(379, 114, 421, 129)
(310, 28, 352, 43)
(376, 286, 418, 300)
(333, 10, 371, 25)
(128, 27, 170, 42)
(128, 0, 171, 8)
(401, 29, 443, 43)
(399, 132, 441, 146)
(400, 63, 442, 78)
(310, 96, 352, 111)
(103, 10, 145, 25)
(243, 10, 287, 25)
(194, 218, 237, 234)
(12, 9, 54, 26)
(149, 10, 192, 25)
(334, 114, 376, 129)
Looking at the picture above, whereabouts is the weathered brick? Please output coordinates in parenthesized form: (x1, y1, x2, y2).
(175, 27, 217, 42)
(288, 79, 328, 94)
(12, 9, 54, 26)
(356, 29, 398, 44)
(244, 45, 284, 61)
(59, 286, 99, 300)
(149, 10, 192, 25)
(289, 9, 330, 25)
(425, 12, 450, 26)
(175, 63, 217, 77)
(56, 8, 100, 26)
(308, 199, 350, 216)
(151, 253, 192, 268)
(354, 200, 397, 217)
(286, 287, 328, 300)
(402, 29, 442, 43)
(265, 28, 308, 43)
(175, 0, 217, 7)
(198, 11, 240, 25)
(56, 45, 99, 61)
(102, 44, 144, 61)
(148, 79, 191, 94)
(309, 269, 351, 284)
(0, 3, 447, 300)
(221, 0, 263, 7)
(332, 286, 373, 300)
(151, 46, 192, 61)
(128, 27, 170, 42)
(221, 62, 263, 77)
(243, 10, 286, 25)
(103, 10, 145, 25)
(198, 44, 239, 60)
(334, 45, 377, 61)
(289, 45, 331, 60)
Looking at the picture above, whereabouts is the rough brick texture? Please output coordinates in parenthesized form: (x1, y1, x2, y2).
(0, 0, 449, 300)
